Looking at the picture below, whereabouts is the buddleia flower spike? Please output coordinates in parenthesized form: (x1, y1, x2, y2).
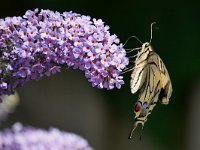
(0, 123, 93, 150)
(0, 9, 129, 99)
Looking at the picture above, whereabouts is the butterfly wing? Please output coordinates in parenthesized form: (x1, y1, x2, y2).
(129, 51, 172, 139)
(157, 55, 173, 105)
(130, 49, 150, 94)
(134, 54, 162, 124)
(130, 63, 147, 94)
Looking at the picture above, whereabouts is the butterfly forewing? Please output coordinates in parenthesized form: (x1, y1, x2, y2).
(130, 43, 151, 94)
(130, 64, 147, 94)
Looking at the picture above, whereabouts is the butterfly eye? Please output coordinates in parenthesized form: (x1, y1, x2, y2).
(134, 101, 142, 112)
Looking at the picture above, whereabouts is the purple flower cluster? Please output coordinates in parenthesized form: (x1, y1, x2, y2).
(0, 9, 128, 97)
(0, 123, 93, 150)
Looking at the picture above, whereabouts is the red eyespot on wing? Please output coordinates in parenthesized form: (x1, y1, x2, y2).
(134, 101, 142, 112)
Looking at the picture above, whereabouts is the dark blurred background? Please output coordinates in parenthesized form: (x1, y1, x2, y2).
(0, 0, 200, 150)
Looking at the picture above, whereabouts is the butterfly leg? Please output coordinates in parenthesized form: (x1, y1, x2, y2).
(128, 53, 139, 58)
(126, 47, 141, 53)
(121, 65, 144, 74)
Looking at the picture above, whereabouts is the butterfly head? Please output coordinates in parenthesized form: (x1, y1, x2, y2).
(141, 42, 153, 53)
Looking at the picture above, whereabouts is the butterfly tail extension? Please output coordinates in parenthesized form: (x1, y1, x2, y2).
(128, 121, 144, 139)
(128, 122, 138, 139)
(128, 120, 145, 139)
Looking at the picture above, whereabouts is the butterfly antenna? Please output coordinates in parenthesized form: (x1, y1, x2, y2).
(123, 36, 143, 47)
(150, 22, 156, 43)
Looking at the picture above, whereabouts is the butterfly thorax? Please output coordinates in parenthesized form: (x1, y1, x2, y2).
(134, 42, 153, 67)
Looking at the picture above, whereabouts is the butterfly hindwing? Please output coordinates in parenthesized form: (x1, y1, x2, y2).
(134, 54, 162, 123)
(159, 58, 173, 105)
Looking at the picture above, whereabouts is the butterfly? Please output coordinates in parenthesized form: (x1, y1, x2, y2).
(123, 22, 173, 139)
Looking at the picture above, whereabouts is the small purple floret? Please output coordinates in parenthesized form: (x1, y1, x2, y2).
(0, 9, 129, 96)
